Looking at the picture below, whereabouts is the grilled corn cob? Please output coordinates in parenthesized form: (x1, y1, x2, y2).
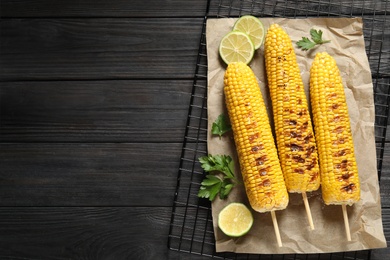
(264, 24, 320, 193)
(224, 62, 289, 213)
(310, 52, 360, 205)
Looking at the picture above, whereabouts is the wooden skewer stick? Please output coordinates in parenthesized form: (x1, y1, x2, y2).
(342, 204, 351, 241)
(271, 210, 282, 247)
(302, 191, 315, 230)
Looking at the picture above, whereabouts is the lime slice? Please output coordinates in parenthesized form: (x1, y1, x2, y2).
(233, 15, 265, 50)
(219, 31, 255, 65)
(218, 203, 254, 237)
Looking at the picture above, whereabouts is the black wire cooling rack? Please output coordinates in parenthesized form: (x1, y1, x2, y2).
(168, 0, 390, 259)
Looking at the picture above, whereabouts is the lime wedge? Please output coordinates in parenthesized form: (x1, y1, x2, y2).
(233, 15, 265, 50)
(218, 203, 254, 237)
(219, 31, 255, 65)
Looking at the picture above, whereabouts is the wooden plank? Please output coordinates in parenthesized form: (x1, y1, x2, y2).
(0, 80, 193, 143)
(0, 18, 203, 81)
(0, 206, 217, 260)
(374, 78, 390, 143)
(0, 207, 173, 259)
(0, 206, 387, 259)
(208, 1, 388, 17)
(0, 0, 208, 18)
(379, 142, 390, 207)
(0, 143, 182, 206)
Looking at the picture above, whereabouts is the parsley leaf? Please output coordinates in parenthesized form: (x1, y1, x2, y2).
(197, 154, 237, 201)
(296, 37, 316, 51)
(296, 29, 330, 51)
(310, 29, 325, 44)
(201, 175, 222, 186)
(220, 182, 234, 199)
(211, 114, 232, 139)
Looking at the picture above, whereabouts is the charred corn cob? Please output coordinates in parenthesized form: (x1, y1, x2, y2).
(264, 24, 320, 193)
(310, 52, 360, 205)
(224, 62, 289, 212)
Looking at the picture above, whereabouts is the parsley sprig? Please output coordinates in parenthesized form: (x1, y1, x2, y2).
(211, 114, 232, 139)
(296, 29, 330, 51)
(198, 154, 237, 201)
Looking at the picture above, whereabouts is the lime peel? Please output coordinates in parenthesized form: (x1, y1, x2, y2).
(219, 31, 255, 65)
(218, 202, 254, 237)
(233, 15, 265, 50)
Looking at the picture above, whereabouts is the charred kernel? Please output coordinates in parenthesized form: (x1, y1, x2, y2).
(310, 52, 360, 204)
(333, 126, 344, 133)
(333, 149, 347, 157)
(289, 143, 304, 152)
(265, 24, 320, 193)
(262, 179, 271, 187)
(332, 137, 346, 145)
(306, 146, 315, 157)
(251, 145, 263, 152)
(248, 133, 259, 142)
(340, 173, 351, 180)
(224, 61, 289, 212)
(341, 183, 356, 193)
(331, 104, 340, 110)
(255, 155, 268, 165)
(310, 172, 319, 182)
(333, 116, 342, 122)
(306, 159, 317, 170)
(334, 160, 349, 170)
(304, 134, 313, 143)
(292, 155, 305, 163)
(260, 168, 269, 176)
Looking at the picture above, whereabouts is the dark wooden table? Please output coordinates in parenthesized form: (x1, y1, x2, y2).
(1, 1, 389, 259)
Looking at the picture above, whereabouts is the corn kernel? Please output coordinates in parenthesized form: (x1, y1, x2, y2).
(309, 52, 360, 205)
(224, 62, 289, 212)
(264, 24, 320, 193)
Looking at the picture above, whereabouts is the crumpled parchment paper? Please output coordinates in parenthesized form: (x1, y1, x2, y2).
(206, 17, 387, 254)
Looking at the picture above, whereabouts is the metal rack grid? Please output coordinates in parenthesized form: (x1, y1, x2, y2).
(168, 0, 390, 259)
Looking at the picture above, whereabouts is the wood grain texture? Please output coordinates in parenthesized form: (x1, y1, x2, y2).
(0, 0, 208, 18)
(0, 206, 218, 260)
(379, 142, 390, 208)
(0, 207, 175, 260)
(208, 0, 388, 17)
(0, 80, 192, 142)
(0, 18, 203, 81)
(0, 206, 387, 260)
(0, 143, 182, 206)
(1, 0, 389, 259)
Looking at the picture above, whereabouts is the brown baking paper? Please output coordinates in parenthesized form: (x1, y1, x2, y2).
(206, 17, 387, 254)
